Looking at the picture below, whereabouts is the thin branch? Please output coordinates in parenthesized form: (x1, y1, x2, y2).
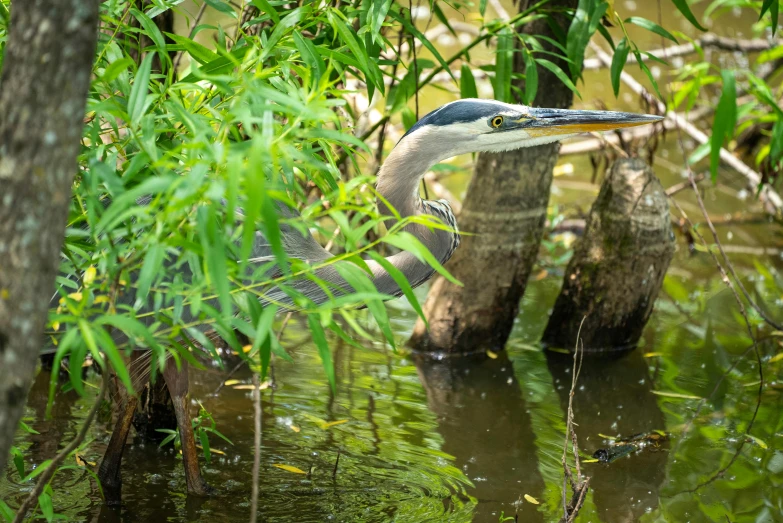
(13, 377, 109, 523)
(249, 370, 262, 523)
(583, 34, 781, 70)
(173, 0, 209, 73)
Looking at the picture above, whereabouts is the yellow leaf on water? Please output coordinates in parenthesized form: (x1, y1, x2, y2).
(524, 494, 539, 505)
(486, 350, 498, 359)
(769, 352, 783, 363)
(746, 435, 768, 449)
(644, 352, 663, 358)
(224, 379, 241, 386)
(272, 464, 307, 474)
(323, 420, 348, 429)
(196, 445, 226, 456)
(290, 425, 300, 433)
(75, 454, 95, 467)
(582, 459, 600, 463)
(233, 382, 270, 390)
(242, 344, 252, 353)
(597, 433, 617, 440)
(534, 269, 548, 281)
(651, 391, 702, 400)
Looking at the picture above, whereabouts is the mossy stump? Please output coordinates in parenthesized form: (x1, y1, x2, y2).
(542, 157, 675, 352)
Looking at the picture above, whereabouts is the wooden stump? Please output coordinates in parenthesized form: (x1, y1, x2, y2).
(541, 157, 675, 352)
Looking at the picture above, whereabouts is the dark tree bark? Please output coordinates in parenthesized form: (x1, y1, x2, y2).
(542, 158, 675, 352)
(0, 0, 99, 472)
(409, 0, 577, 355)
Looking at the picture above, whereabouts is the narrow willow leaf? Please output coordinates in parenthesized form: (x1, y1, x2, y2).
(382, 231, 462, 285)
(494, 27, 513, 103)
(633, 50, 663, 100)
(293, 30, 326, 82)
(166, 33, 218, 64)
(523, 50, 538, 105)
(101, 57, 134, 83)
(91, 323, 134, 394)
(480, 0, 487, 17)
(38, 492, 54, 523)
(625, 16, 679, 43)
(199, 431, 212, 463)
(710, 70, 736, 182)
(198, 206, 233, 317)
(770, 119, 783, 166)
(611, 38, 630, 97)
(137, 243, 165, 305)
(251, 0, 279, 23)
(204, 0, 236, 16)
(460, 64, 478, 99)
(368, 0, 394, 43)
(535, 58, 582, 99)
(368, 251, 427, 326)
(672, 0, 707, 31)
(760, 0, 779, 36)
(130, 8, 168, 66)
(128, 52, 154, 126)
(308, 314, 335, 393)
(333, 263, 395, 346)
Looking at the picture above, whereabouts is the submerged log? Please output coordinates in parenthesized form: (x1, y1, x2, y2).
(542, 158, 675, 352)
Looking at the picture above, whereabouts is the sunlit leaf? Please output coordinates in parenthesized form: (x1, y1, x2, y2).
(611, 37, 630, 97)
(671, 0, 707, 31)
(272, 464, 307, 474)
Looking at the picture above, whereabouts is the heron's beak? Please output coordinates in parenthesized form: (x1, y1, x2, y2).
(518, 108, 663, 136)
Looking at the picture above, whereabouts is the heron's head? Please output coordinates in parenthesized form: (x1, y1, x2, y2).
(400, 99, 662, 160)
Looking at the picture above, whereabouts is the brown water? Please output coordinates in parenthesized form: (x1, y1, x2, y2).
(3, 1, 783, 522)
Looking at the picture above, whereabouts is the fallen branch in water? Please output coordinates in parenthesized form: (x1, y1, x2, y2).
(583, 34, 781, 70)
(559, 318, 590, 523)
(589, 43, 783, 214)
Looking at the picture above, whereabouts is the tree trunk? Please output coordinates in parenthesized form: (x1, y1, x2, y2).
(409, 0, 577, 355)
(0, 0, 99, 472)
(541, 158, 675, 352)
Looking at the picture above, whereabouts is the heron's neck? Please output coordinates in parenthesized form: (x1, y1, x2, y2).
(376, 136, 442, 219)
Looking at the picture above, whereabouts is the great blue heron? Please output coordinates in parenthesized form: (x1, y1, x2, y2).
(75, 99, 661, 501)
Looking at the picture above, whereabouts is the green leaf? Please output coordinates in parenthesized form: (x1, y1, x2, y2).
(101, 57, 134, 83)
(166, 33, 218, 64)
(625, 16, 678, 43)
(204, 0, 236, 16)
(770, 119, 783, 166)
(251, 0, 279, 23)
(493, 27, 513, 103)
(0, 499, 15, 522)
(633, 50, 663, 100)
(128, 52, 154, 126)
(367, 252, 428, 326)
(710, 69, 736, 182)
(480, 0, 488, 17)
(566, 0, 607, 79)
(611, 37, 630, 97)
(523, 50, 538, 105)
(199, 430, 212, 463)
(671, 0, 707, 31)
(760, 0, 779, 36)
(308, 314, 335, 393)
(11, 447, 24, 478)
(130, 8, 169, 66)
(328, 10, 384, 96)
(368, 0, 394, 43)
(460, 64, 478, 99)
(293, 30, 326, 83)
(198, 205, 233, 317)
(535, 58, 582, 98)
(382, 231, 462, 286)
(38, 492, 54, 523)
(89, 323, 134, 394)
(137, 243, 165, 306)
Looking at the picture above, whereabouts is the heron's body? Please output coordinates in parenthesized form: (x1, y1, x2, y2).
(55, 99, 660, 503)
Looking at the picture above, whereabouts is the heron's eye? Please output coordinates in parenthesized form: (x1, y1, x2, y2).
(490, 115, 504, 128)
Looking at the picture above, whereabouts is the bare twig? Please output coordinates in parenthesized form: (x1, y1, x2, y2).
(249, 371, 262, 523)
(332, 450, 341, 480)
(14, 377, 109, 523)
(583, 34, 780, 70)
(559, 317, 589, 523)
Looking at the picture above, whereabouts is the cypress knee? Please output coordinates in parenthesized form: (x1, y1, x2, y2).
(541, 157, 675, 352)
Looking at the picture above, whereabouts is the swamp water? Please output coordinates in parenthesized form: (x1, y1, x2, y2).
(3, 1, 783, 521)
(2, 240, 783, 522)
